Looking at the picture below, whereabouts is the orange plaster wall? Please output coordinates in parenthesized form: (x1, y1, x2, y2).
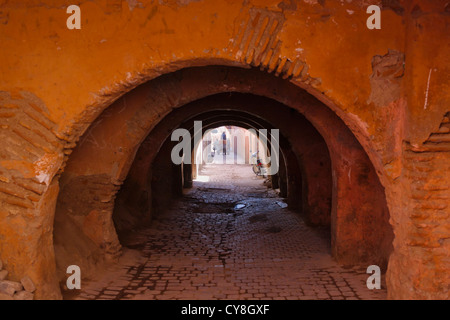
(0, 0, 449, 299)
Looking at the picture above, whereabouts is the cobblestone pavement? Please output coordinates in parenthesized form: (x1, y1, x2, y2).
(71, 163, 387, 300)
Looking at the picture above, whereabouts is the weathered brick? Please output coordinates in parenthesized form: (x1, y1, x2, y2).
(20, 276, 36, 293)
(14, 290, 34, 300)
(0, 281, 18, 296)
(0, 280, 23, 294)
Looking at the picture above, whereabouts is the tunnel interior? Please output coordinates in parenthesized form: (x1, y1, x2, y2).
(52, 66, 394, 296)
(113, 93, 333, 242)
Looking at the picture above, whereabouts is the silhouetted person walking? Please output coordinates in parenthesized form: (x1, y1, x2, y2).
(222, 131, 227, 155)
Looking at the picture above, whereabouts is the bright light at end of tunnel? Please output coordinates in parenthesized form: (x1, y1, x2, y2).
(194, 175, 210, 182)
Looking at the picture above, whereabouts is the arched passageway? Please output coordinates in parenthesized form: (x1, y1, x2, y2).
(53, 66, 393, 299)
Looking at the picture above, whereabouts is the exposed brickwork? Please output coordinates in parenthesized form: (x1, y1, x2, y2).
(229, 7, 317, 83)
(398, 115, 450, 298)
(0, 91, 64, 213)
(423, 112, 450, 151)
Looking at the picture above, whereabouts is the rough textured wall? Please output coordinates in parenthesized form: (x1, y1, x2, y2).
(0, 0, 448, 299)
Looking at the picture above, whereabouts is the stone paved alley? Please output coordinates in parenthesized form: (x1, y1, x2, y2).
(69, 162, 387, 300)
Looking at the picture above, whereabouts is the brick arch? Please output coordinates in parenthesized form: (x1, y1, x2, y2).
(0, 65, 395, 299)
(0, 65, 394, 300)
(114, 108, 300, 240)
(148, 116, 293, 216)
(186, 113, 287, 192)
(186, 116, 306, 215)
(56, 65, 389, 186)
(151, 94, 330, 221)
(49, 66, 393, 300)
(56, 61, 387, 184)
(185, 94, 331, 223)
(181, 112, 299, 208)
